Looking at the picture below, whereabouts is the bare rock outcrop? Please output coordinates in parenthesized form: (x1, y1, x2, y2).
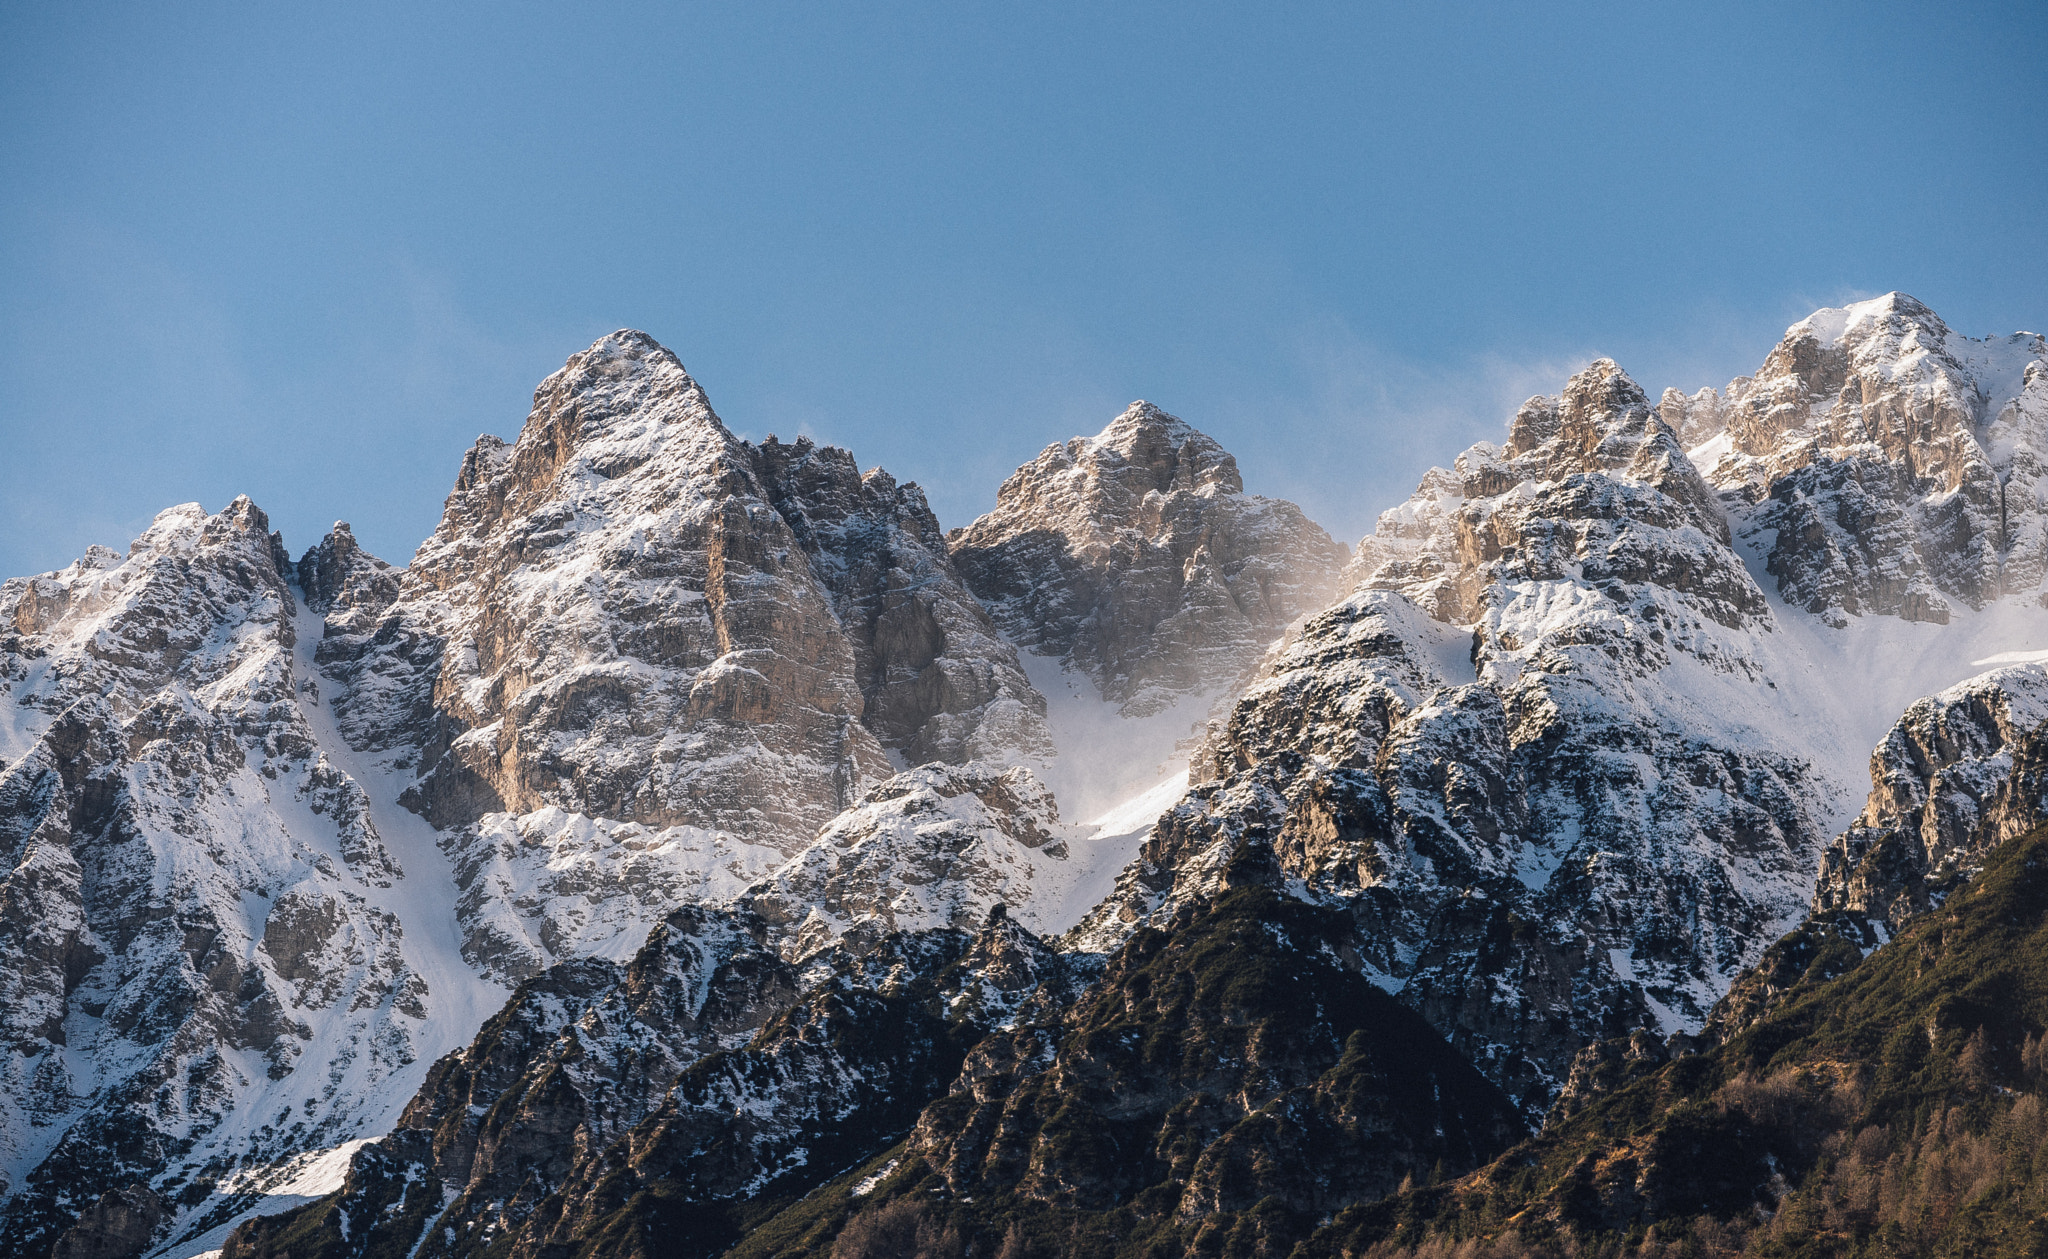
(1812, 662, 2048, 931)
(1675, 292, 2048, 623)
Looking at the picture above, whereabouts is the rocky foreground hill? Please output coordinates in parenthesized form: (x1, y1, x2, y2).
(0, 293, 2043, 1259)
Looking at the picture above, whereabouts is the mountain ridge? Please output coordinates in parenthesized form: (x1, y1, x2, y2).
(1, 295, 2042, 1258)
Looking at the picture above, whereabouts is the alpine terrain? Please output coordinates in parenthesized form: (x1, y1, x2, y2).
(0, 293, 2041, 1259)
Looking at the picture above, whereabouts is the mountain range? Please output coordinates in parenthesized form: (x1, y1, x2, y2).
(1, 292, 2042, 1259)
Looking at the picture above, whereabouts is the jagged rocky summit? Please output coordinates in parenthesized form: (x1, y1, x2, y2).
(1670, 292, 2048, 622)
(315, 331, 1067, 983)
(3, 296, 2045, 1259)
(950, 399, 1350, 716)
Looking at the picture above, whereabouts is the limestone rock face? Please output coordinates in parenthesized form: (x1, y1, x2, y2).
(1346, 357, 1756, 627)
(1677, 293, 2048, 624)
(319, 333, 1067, 984)
(950, 402, 1349, 718)
(0, 502, 460, 1259)
(746, 434, 1053, 769)
(1812, 662, 2048, 931)
(368, 330, 893, 843)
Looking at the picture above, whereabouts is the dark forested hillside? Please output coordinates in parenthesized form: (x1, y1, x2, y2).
(1296, 822, 2048, 1259)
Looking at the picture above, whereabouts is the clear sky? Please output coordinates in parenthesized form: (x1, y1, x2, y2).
(3, 1, 2043, 579)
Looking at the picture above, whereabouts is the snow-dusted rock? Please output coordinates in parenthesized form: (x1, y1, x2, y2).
(950, 402, 1349, 719)
(350, 330, 894, 843)
(314, 333, 1068, 985)
(0, 501, 484, 1258)
(449, 807, 785, 979)
(746, 434, 1053, 770)
(1679, 293, 2048, 623)
(744, 762, 1078, 959)
(1078, 337, 2045, 1117)
(1813, 661, 2048, 931)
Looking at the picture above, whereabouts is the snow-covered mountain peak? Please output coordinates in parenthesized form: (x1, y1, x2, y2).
(526, 327, 725, 447)
(1353, 354, 1743, 637)
(356, 329, 889, 841)
(4, 495, 296, 722)
(1786, 289, 1941, 348)
(0, 502, 512, 1257)
(292, 335, 1056, 991)
(1091, 301, 2043, 1116)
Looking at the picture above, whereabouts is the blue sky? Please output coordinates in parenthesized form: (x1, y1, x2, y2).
(3, 1, 2043, 578)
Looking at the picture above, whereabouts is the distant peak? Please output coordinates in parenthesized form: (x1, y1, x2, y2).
(1787, 292, 1945, 347)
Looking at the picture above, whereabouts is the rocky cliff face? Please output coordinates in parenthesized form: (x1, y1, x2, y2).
(317, 332, 1068, 986)
(744, 762, 1080, 959)
(1811, 661, 2048, 932)
(353, 330, 895, 844)
(747, 435, 1054, 771)
(0, 501, 487, 1259)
